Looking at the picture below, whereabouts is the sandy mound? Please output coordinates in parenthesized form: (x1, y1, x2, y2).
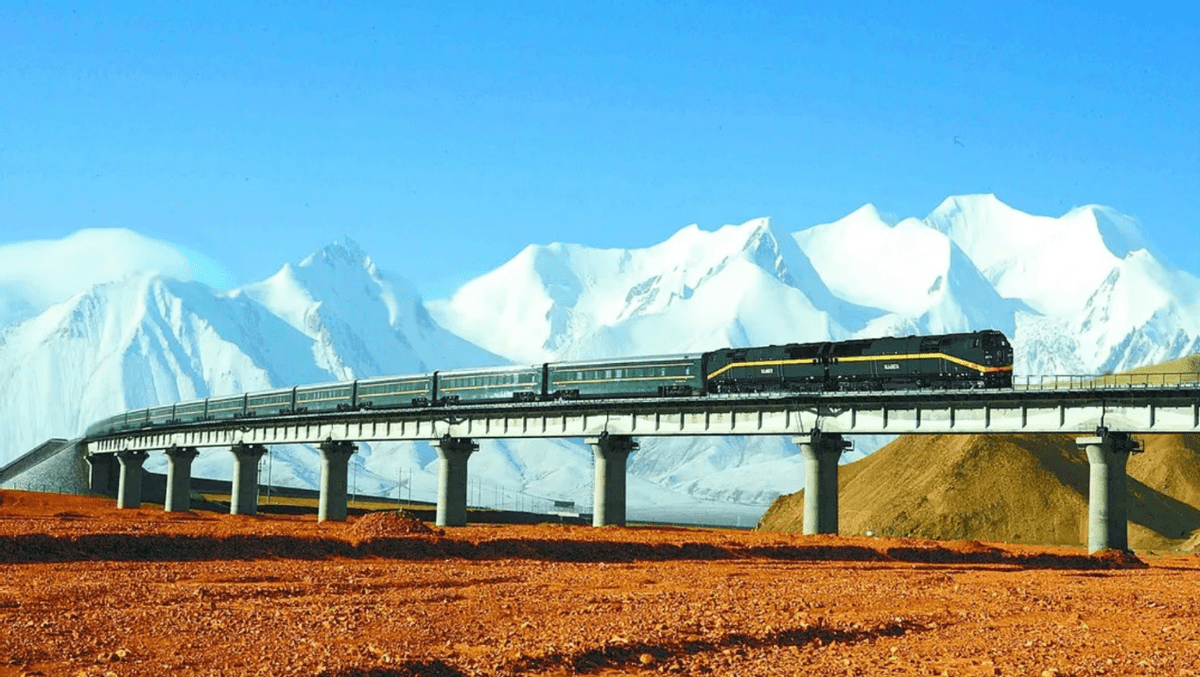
(760, 353, 1200, 550)
(759, 433, 1200, 550)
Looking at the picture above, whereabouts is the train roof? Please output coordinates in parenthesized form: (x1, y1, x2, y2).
(549, 354, 704, 368)
(357, 373, 433, 384)
(436, 363, 546, 376)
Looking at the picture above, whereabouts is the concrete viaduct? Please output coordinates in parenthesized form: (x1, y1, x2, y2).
(82, 382, 1200, 553)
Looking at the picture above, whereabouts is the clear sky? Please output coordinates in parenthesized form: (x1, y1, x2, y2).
(2, 2, 1197, 298)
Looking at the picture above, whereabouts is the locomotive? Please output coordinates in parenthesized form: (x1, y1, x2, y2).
(86, 330, 1013, 437)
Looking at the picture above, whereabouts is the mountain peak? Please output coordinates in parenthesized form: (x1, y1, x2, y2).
(300, 237, 370, 270)
(842, 203, 894, 227)
(1066, 204, 1151, 259)
(925, 194, 1019, 233)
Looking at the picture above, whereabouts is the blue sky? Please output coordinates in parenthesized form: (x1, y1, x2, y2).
(2, 2, 1197, 297)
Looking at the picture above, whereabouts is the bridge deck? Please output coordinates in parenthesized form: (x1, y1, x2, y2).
(85, 385, 1200, 453)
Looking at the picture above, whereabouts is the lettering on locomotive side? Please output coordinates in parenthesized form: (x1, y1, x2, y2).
(760, 368, 774, 374)
(883, 363, 901, 370)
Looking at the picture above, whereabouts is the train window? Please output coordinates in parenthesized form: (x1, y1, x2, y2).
(615, 369, 622, 378)
(605, 370, 612, 379)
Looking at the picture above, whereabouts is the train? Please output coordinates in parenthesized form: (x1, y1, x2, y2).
(85, 330, 1013, 437)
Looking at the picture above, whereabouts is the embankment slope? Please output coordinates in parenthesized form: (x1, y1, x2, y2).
(759, 357, 1200, 550)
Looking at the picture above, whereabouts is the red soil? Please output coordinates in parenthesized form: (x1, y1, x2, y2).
(1, 490, 1197, 676)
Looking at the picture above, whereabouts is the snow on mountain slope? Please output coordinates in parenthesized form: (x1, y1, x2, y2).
(0, 229, 236, 328)
(923, 195, 1151, 317)
(241, 238, 499, 379)
(0, 274, 324, 465)
(1072, 250, 1200, 373)
(430, 217, 877, 364)
(0, 240, 497, 469)
(795, 205, 945, 317)
(792, 194, 1199, 377)
(794, 203, 1028, 338)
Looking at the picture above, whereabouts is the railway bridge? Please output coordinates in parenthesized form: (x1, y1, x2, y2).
(72, 375, 1200, 553)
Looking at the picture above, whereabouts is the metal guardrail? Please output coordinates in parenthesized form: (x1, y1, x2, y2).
(1011, 373, 1200, 390)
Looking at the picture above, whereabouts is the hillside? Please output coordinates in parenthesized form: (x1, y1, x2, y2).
(758, 357, 1200, 551)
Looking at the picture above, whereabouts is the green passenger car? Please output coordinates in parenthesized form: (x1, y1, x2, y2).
(294, 383, 355, 412)
(146, 405, 175, 425)
(206, 395, 246, 420)
(357, 374, 435, 408)
(174, 400, 207, 424)
(547, 355, 704, 399)
(246, 388, 296, 416)
(435, 365, 544, 403)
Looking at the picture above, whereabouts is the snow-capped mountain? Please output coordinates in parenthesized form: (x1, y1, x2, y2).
(0, 228, 236, 328)
(794, 204, 1029, 340)
(3, 194, 1199, 525)
(431, 195, 1200, 380)
(0, 240, 502, 500)
(429, 218, 871, 363)
(923, 195, 1152, 317)
(240, 239, 496, 380)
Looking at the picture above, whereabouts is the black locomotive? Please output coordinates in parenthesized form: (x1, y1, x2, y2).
(86, 330, 1013, 437)
(707, 330, 1013, 392)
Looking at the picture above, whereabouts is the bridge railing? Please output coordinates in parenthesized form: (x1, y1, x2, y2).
(1011, 372, 1200, 390)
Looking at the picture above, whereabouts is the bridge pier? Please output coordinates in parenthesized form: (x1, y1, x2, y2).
(1077, 428, 1141, 553)
(115, 450, 149, 509)
(433, 437, 478, 527)
(793, 431, 851, 535)
(86, 453, 118, 497)
(230, 443, 267, 516)
(587, 434, 637, 527)
(318, 440, 357, 522)
(164, 446, 200, 512)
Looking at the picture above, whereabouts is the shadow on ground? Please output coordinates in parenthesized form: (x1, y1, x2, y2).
(0, 532, 1145, 570)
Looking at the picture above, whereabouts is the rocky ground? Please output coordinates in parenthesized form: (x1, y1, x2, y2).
(2, 490, 1198, 676)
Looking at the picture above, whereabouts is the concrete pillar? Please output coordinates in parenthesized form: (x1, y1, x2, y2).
(586, 434, 638, 527)
(318, 440, 357, 522)
(1077, 428, 1140, 553)
(229, 443, 267, 516)
(432, 437, 478, 527)
(793, 430, 851, 535)
(86, 453, 118, 497)
(164, 446, 200, 513)
(115, 450, 149, 509)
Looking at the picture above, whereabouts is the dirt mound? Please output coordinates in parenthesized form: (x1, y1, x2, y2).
(1127, 353, 1200, 376)
(351, 510, 439, 539)
(759, 432, 1200, 550)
